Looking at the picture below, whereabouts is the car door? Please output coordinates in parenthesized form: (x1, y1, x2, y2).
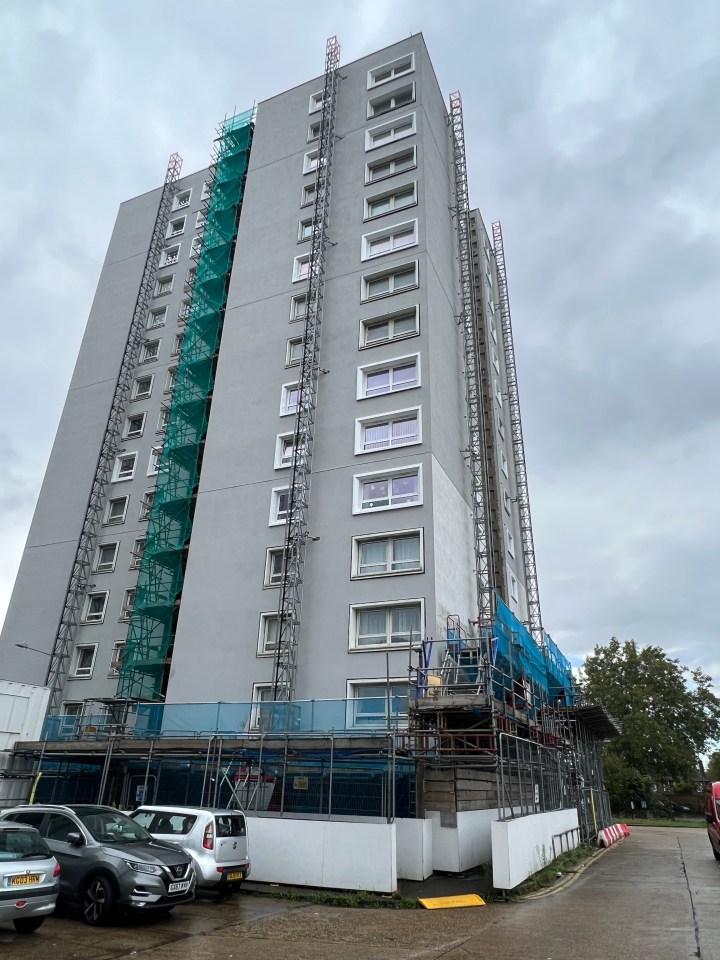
(43, 813, 88, 898)
(214, 814, 248, 865)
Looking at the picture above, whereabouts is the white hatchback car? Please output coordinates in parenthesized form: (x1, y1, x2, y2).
(130, 807, 250, 894)
(0, 822, 60, 933)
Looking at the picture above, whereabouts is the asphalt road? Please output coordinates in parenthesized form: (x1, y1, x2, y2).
(1, 825, 718, 959)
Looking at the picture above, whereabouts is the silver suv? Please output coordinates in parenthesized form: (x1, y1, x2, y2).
(0, 805, 195, 925)
(0, 822, 60, 933)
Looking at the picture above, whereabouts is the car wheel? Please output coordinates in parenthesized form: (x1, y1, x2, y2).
(82, 875, 116, 925)
(13, 917, 45, 933)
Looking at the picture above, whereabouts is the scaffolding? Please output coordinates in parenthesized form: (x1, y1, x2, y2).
(492, 222, 543, 646)
(45, 153, 183, 715)
(118, 112, 254, 701)
(449, 92, 495, 631)
(273, 37, 341, 702)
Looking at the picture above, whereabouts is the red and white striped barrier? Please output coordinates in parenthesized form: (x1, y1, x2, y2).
(598, 823, 630, 847)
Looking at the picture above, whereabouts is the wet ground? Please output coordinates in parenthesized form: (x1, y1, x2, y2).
(1, 826, 718, 959)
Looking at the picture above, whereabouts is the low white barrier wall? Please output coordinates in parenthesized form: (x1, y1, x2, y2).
(396, 817, 433, 880)
(246, 816, 397, 892)
(492, 808, 579, 890)
(427, 809, 497, 872)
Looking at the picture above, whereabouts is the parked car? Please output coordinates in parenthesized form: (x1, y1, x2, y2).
(705, 782, 720, 861)
(0, 804, 195, 925)
(129, 806, 250, 894)
(0, 822, 60, 934)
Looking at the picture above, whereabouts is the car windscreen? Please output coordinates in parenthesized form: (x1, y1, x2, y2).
(75, 809, 153, 844)
(0, 829, 52, 861)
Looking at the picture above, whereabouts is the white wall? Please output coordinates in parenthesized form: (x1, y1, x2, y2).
(428, 809, 497, 872)
(0, 681, 49, 750)
(492, 808, 580, 890)
(396, 817, 433, 880)
(247, 816, 397, 892)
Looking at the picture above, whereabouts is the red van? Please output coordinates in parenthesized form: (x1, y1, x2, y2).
(705, 782, 720, 860)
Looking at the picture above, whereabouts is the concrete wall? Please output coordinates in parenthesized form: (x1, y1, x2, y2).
(492, 808, 580, 890)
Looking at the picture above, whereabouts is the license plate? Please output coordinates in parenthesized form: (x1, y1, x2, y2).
(226, 871, 244, 881)
(10, 875, 40, 886)
(168, 880, 190, 894)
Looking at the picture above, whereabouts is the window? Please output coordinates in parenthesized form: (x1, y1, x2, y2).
(366, 146, 416, 184)
(140, 339, 161, 363)
(155, 276, 173, 297)
(352, 531, 422, 578)
(139, 491, 155, 521)
(94, 542, 119, 574)
(269, 488, 290, 526)
(350, 681, 409, 727)
(361, 262, 418, 301)
(250, 684, 274, 729)
(488, 317, 498, 342)
(82, 592, 108, 624)
(494, 380, 503, 408)
(360, 307, 419, 348)
(298, 219, 313, 242)
(280, 383, 300, 416)
(309, 90, 323, 113)
(353, 466, 422, 514)
(301, 182, 316, 207)
(290, 294, 307, 323)
(171, 333, 184, 356)
(366, 113, 416, 151)
(157, 407, 170, 433)
(365, 184, 416, 220)
(293, 254, 311, 282)
(112, 453, 137, 482)
(108, 641, 126, 677)
(148, 447, 163, 475)
(350, 601, 422, 649)
(503, 490, 512, 514)
(506, 528, 516, 558)
(303, 150, 319, 174)
(124, 413, 146, 439)
(286, 337, 303, 367)
(367, 83, 415, 118)
(201, 181, 211, 201)
(148, 306, 167, 328)
(264, 548, 286, 587)
(105, 496, 128, 525)
(307, 120, 321, 141)
(362, 220, 417, 260)
(167, 216, 186, 238)
(257, 614, 280, 656)
(165, 367, 177, 393)
(492, 347, 500, 374)
(174, 189, 191, 210)
(120, 588, 136, 622)
(131, 375, 153, 400)
(355, 408, 421, 454)
(500, 450, 509, 477)
(274, 433, 296, 469)
(130, 537, 145, 569)
(195, 210, 206, 229)
(161, 245, 180, 267)
(185, 267, 197, 292)
(72, 645, 97, 678)
(509, 572, 519, 603)
(368, 54, 414, 88)
(62, 702, 82, 718)
(358, 354, 420, 399)
(190, 235, 203, 257)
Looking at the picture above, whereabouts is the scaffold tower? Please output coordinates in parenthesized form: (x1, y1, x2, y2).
(118, 113, 254, 701)
(492, 221, 544, 646)
(449, 91, 495, 631)
(272, 37, 341, 702)
(45, 153, 183, 715)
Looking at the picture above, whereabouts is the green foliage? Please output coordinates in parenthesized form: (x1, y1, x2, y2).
(582, 638, 720, 785)
(707, 751, 720, 782)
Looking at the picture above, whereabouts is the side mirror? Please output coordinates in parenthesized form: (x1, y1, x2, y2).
(66, 832, 85, 846)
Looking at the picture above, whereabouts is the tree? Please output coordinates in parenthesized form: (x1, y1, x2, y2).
(708, 751, 720, 782)
(581, 638, 720, 785)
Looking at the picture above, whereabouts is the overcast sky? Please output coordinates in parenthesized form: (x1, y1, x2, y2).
(1, 0, 718, 689)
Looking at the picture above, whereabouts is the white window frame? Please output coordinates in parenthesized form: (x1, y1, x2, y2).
(161, 245, 181, 267)
(301, 182, 316, 207)
(201, 181, 211, 201)
(250, 683, 274, 729)
(274, 432, 295, 469)
(93, 541, 119, 574)
(500, 450, 509, 478)
(298, 218, 313, 243)
(82, 592, 108, 624)
(195, 210, 206, 230)
(139, 490, 155, 521)
(503, 489, 512, 514)
(360, 306, 419, 349)
(303, 149, 319, 174)
(190, 235, 203, 257)
(348, 599, 424, 651)
(506, 527, 516, 558)
(508, 569, 520, 603)
(290, 294, 307, 323)
(105, 496, 128, 525)
(171, 333, 184, 356)
(112, 453, 137, 482)
(178, 300, 191, 322)
(361, 219, 418, 261)
(354, 406, 421, 455)
(120, 588, 136, 622)
(157, 407, 170, 433)
(257, 613, 280, 657)
(167, 216, 186, 238)
(308, 90, 323, 113)
(140, 339, 161, 363)
(361, 261, 418, 302)
(130, 537, 146, 570)
(269, 487, 290, 526)
(165, 367, 177, 394)
(365, 112, 416, 151)
(365, 145, 417, 185)
(307, 120, 321, 142)
(72, 644, 98, 679)
(131, 375, 154, 401)
(488, 317, 498, 342)
(357, 352, 420, 400)
(264, 548, 286, 587)
(351, 528, 424, 579)
(108, 641, 126, 678)
(147, 306, 167, 329)
(367, 82, 415, 119)
(352, 464, 423, 515)
(293, 254, 311, 282)
(367, 53, 415, 89)
(154, 276, 174, 297)
(286, 336, 303, 367)
(364, 183, 417, 221)
(347, 679, 410, 728)
(124, 412, 146, 439)
(280, 382, 300, 417)
(148, 447, 163, 476)
(173, 189, 191, 210)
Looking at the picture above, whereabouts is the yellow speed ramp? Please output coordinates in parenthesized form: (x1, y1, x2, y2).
(419, 894, 486, 909)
